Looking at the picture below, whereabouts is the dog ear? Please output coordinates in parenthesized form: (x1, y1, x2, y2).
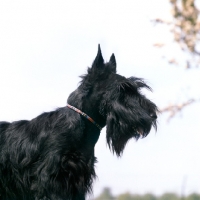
(108, 53, 116, 73)
(92, 44, 104, 69)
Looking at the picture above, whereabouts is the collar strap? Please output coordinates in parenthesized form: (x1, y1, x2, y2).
(67, 104, 102, 131)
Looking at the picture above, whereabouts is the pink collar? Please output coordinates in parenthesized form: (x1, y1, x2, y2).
(67, 104, 102, 131)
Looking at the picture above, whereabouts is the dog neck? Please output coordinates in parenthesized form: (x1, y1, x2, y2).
(67, 89, 107, 130)
(67, 104, 102, 131)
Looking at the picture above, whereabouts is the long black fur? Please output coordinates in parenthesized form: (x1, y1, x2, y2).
(0, 45, 158, 200)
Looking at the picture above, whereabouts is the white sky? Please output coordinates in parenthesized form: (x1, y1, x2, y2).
(0, 0, 200, 199)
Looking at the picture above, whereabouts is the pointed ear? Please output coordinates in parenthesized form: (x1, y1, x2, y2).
(92, 44, 104, 69)
(109, 53, 116, 73)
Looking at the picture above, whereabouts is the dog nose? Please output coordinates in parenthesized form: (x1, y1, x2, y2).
(150, 113, 157, 119)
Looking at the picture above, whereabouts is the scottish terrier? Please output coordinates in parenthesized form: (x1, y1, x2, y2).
(0, 45, 158, 200)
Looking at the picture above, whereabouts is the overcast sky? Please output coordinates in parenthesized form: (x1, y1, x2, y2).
(0, 1, 200, 199)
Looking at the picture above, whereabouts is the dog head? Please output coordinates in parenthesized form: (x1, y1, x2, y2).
(69, 45, 158, 156)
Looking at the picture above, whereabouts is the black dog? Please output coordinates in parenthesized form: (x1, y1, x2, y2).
(0, 45, 158, 200)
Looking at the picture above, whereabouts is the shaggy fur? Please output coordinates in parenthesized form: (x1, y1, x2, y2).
(0, 45, 158, 200)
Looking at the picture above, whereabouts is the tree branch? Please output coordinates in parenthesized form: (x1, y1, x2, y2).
(160, 99, 196, 121)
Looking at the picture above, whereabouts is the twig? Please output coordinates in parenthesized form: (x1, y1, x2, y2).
(160, 99, 196, 121)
